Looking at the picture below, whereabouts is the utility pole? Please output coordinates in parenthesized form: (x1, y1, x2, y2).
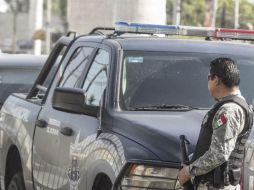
(234, 0, 239, 29)
(33, 0, 43, 55)
(12, 9, 17, 53)
(8, 0, 19, 53)
(173, 0, 181, 25)
(46, 0, 51, 54)
(212, 0, 217, 27)
(65, 0, 70, 33)
(175, 0, 181, 25)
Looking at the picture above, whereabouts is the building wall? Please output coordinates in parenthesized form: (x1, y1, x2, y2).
(0, 12, 30, 51)
(0, 0, 64, 53)
(68, 0, 166, 34)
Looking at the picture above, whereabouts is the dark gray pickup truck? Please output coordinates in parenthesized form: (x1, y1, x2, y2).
(0, 24, 254, 190)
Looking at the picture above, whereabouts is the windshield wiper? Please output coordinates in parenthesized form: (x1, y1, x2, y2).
(129, 104, 206, 111)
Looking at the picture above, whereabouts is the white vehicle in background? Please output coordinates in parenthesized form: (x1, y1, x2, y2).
(0, 54, 47, 108)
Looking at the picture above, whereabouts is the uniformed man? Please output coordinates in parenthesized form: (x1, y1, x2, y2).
(178, 58, 253, 190)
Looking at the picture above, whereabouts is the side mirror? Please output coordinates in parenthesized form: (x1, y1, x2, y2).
(52, 87, 99, 116)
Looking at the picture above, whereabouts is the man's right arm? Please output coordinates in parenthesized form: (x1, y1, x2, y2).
(185, 103, 245, 177)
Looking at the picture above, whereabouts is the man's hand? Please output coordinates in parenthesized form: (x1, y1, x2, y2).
(178, 167, 190, 186)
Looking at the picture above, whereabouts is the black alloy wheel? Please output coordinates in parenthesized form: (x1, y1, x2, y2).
(8, 172, 25, 190)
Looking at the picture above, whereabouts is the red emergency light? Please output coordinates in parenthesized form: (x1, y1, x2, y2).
(215, 28, 254, 40)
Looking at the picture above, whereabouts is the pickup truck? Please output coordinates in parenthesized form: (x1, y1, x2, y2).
(0, 54, 47, 109)
(1, 24, 254, 190)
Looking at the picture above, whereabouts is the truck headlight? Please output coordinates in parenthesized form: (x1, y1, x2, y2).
(120, 164, 182, 190)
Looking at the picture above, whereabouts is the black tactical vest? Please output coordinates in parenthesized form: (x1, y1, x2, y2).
(192, 95, 253, 183)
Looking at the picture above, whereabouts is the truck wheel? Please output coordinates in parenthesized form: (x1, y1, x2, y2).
(97, 178, 112, 190)
(8, 172, 25, 190)
(93, 174, 112, 190)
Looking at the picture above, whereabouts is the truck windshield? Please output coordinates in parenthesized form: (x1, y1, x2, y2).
(120, 51, 254, 110)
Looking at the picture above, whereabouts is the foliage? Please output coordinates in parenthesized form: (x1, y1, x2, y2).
(181, 0, 205, 26)
(166, 0, 173, 24)
(166, 0, 254, 29)
(51, 0, 67, 19)
(239, 0, 254, 29)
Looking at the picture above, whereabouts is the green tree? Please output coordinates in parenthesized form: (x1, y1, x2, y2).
(50, 0, 68, 36)
(166, 0, 174, 24)
(88, 95, 96, 105)
(166, 0, 254, 29)
(216, 0, 254, 29)
(51, 0, 67, 19)
(167, 0, 205, 26)
(216, 0, 235, 28)
(181, 0, 205, 26)
(239, 0, 254, 29)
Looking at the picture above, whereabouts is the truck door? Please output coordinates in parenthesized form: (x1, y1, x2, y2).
(28, 35, 75, 189)
(33, 42, 110, 190)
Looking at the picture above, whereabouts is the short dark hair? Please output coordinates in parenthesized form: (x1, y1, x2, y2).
(210, 58, 240, 88)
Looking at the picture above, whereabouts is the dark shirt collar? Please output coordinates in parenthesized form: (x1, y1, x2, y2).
(219, 90, 244, 102)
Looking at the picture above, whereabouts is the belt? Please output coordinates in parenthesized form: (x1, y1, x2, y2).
(197, 183, 239, 190)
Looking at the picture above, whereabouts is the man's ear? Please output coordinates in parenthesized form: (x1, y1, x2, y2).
(214, 76, 221, 86)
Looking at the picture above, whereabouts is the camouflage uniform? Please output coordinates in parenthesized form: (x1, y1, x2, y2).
(185, 94, 246, 190)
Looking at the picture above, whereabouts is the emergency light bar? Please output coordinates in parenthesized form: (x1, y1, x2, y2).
(179, 26, 214, 37)
(115, 22, 254, 41)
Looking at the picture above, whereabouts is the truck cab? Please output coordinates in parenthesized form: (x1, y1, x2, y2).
(1, 23, 254, 190)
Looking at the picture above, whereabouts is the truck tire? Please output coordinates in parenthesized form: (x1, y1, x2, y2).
(93, 174, 112, 190)
(7, 172, 25, 190)
(97, 178, 112, 190)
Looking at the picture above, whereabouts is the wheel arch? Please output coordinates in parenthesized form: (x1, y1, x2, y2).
(86, 159, 116, 190)
(83, 133, 126, 190)
(4, 145, 23, 189)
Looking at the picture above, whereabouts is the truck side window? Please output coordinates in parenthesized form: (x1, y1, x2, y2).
(59, 47, 94, 88)
(82, 49, 109, 106)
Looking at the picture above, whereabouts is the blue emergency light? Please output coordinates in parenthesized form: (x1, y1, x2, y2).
(115, 22, 178, 35)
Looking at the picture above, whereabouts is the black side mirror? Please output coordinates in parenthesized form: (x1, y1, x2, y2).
(52, 87, 99, 117)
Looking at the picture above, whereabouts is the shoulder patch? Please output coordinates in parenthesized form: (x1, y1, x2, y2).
(214, 113, 228, 129)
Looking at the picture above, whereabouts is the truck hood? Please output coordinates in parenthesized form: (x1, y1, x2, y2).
(112, 110, 207, 162)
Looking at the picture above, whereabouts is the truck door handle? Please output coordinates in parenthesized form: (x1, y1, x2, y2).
(36, 119, 48, 128)
(60, 127, 74, 136)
